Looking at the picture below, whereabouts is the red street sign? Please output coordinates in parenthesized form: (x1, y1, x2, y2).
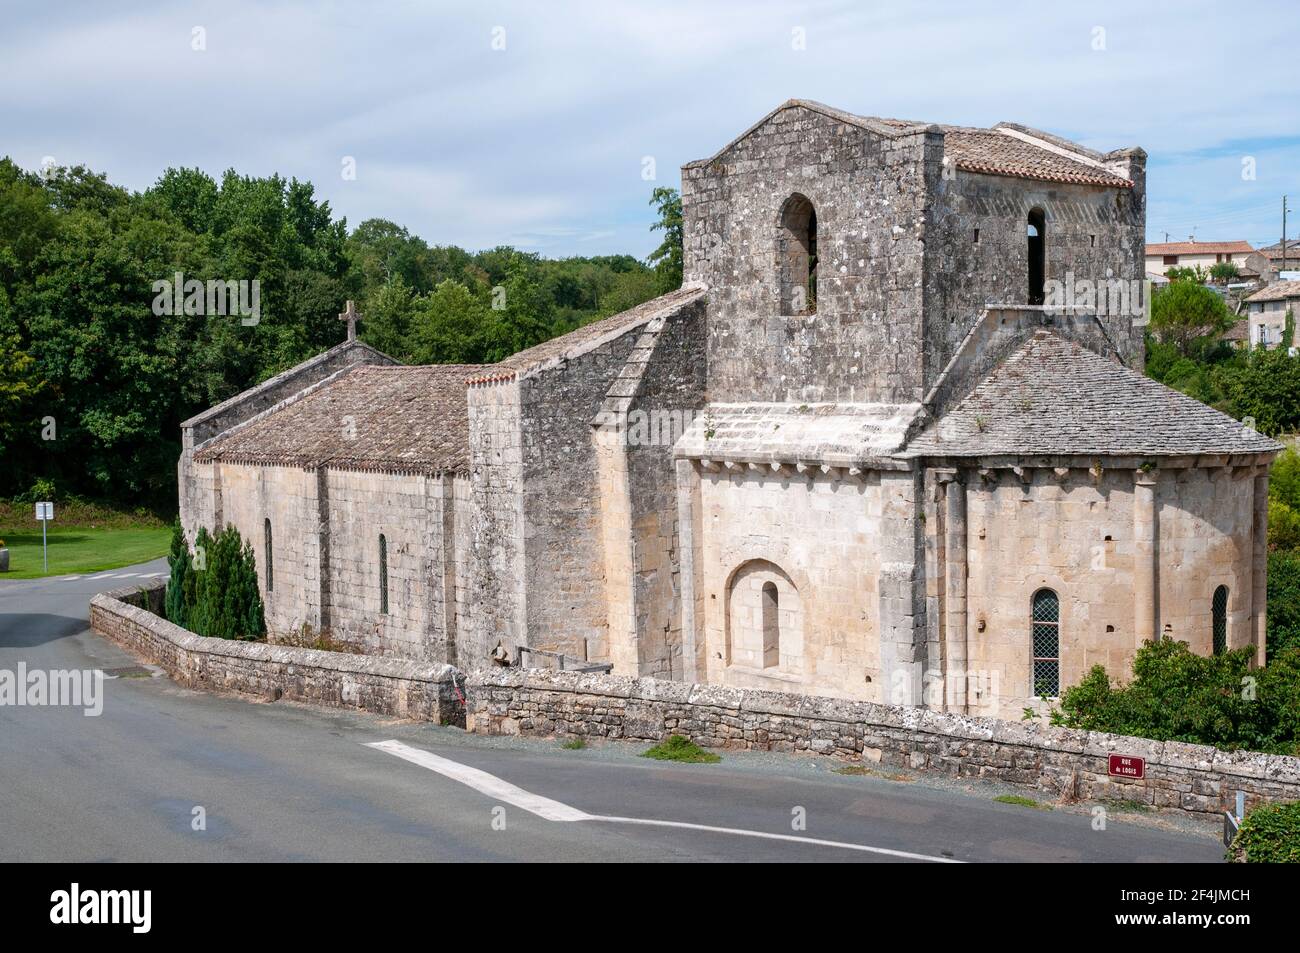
(1108, 754, 1145, 779)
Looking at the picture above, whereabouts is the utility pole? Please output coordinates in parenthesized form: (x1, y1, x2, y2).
(1283, 196, 1290, 276)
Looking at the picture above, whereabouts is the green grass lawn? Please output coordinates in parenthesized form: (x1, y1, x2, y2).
(0, 525, 171, 579)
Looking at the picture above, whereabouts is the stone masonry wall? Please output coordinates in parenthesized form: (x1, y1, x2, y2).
(91, 582, 465, 725)
(683, 105, 936, 403)
(215, 462, 320, 638)
(324, 468, 448, 662)
(519, 328, 645, 662)
(695, 466, 885, 700)
(926, 171, 1146, 381)
(620, 296, 709, 677)
(467, 379, 525, 664)
(467, 668, 1300, 819)
(953, 466, 1257, 721)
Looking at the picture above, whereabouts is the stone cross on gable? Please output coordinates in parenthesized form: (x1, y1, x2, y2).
(338, 299, 361, 341)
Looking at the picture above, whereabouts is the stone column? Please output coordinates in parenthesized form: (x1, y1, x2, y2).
(1253, 466, 1269, 667)
(936, 469, 968, 713)
(1133, 470, 1158, 647)
(675, 458, 702, 684)
(315, 466, 332, 633)
(878, 468, 925, 707)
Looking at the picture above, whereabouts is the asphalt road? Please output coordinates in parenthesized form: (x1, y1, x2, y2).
(0, 562, 1224, 862)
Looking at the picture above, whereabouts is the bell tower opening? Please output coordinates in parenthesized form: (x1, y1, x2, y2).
(778, 193, 818, 315)
(1027, 207, 1046, 305)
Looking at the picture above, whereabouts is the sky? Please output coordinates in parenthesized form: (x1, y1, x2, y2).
(3, 0, 1297, 259)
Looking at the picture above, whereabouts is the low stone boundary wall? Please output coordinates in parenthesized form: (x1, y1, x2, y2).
(467, 668, 1300, 818)
(91, 582, 464, 725)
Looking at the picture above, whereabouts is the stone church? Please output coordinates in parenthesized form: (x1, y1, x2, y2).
(179, 100, 1279, 720)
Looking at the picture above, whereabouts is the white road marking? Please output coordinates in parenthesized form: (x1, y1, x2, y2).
(365, 740, 590, 821)
(366, 739, 963, 863)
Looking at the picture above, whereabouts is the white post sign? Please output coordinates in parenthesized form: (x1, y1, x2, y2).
(35, 501, 53, 572)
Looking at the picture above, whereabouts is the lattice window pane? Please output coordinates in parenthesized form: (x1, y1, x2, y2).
(1212, 585, 1228, 655)
(1031, 589, 1060, 697)
(1033, 660, 1059, 699)
(1032, 623, 1058, 658)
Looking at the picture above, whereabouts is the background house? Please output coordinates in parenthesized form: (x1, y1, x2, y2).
(1145, 240, 1256, 277)
(1246, 280, 1300, 349)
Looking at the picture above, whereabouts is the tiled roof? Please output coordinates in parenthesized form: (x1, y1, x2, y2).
(468, 285, 706, 384)
(685, 100, 1134, 189)
(943, 128, 1132, 189)
(674, 402, 924, 468)
(1146, 241, 1254, 257)
(195, 363, 490, 474)
(905, 331, 1279, 458)
(1223, 319, 1250, 341)
(1246, 281, 1300, 303)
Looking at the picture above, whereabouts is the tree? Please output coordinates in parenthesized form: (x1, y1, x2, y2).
(1149, 280, 1233, 358)
(1222, 348, 1300, 434)
(647, 187, 683, 294)
(185, 524, 264, 640)
(359, 277, 419, 360)
(165, 523, 189, 628)
(1209, 261, 1240, 285)
(1267, 550, 1300, 657)
(410, 279, 490, 364)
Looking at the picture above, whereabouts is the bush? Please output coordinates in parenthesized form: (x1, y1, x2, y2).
(1270, 499, 1300, 551)
(1229, 801, 1300, 863)
(640, 735, 721, 763)
(164, 523, 189, 628)
(1268, 550, 1300, 657)
(183, 523, 264, 640)
(1054, 639, 1300, 755)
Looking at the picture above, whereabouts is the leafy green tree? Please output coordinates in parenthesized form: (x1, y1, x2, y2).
(1222, 348, 1300, 435)
(1270, 499, 1300, 551)
(411, 279, 490, 364)
(648, 187, 683, 293)
(1268, 550, 1300, 657)
(359, 277, 419, 360)
(1149, 280, 1233, 358)
(1209, 261, 1239, 285)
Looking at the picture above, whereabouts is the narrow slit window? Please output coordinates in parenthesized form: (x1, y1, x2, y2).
(778, 194, 818, 315)
(379, 533, 389, 615)
(1027, 208, 1046, 305)
(264, 518, 273, 593)
(1212, 585, 1228, 655)
(761, 581, 780, 668)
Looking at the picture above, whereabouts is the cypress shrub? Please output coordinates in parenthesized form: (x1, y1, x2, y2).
(164, 523, 189, 627)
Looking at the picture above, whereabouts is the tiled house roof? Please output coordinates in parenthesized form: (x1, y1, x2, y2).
(1146, 241, 1255, 257)
(195, 364, 490, 475)
(684, 100, 1135, 190)
(943, 128, 1132, 189)
(906, 331, 1279, 458)
(1246, 281, 1300, 303)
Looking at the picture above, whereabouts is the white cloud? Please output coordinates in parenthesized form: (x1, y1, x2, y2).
(2, 0, 1297, 255)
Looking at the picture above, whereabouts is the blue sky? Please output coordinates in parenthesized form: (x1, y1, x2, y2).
(3, 0, 1296, 258)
